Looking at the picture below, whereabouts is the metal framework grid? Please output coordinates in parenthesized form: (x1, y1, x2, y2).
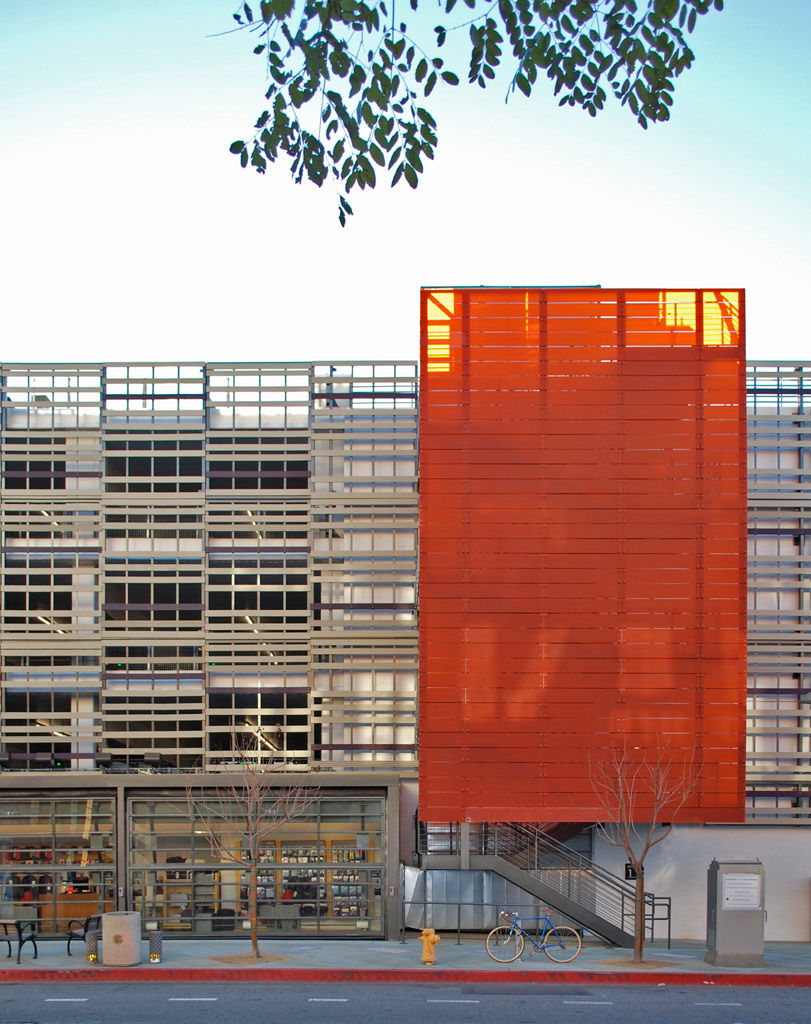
(419, 287, 747, 824)
(0, 363, 417, 771)
(747, 363, 811, 820)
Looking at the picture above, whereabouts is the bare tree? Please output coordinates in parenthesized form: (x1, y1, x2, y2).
(588, 741, 701, 963)
(184, 743, 317, 958)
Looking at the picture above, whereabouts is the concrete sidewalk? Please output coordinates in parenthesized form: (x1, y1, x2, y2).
(2, 934, 811, 985)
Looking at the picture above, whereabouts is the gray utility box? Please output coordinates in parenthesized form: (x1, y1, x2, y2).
(705, 859, 766, 967)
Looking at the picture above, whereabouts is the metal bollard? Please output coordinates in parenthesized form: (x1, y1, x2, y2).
(85, 931, 99, 963)
(149, 930, 163, 963)
(420, 927, 440, 965)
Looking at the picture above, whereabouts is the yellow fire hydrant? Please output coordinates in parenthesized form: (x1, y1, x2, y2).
(420, 927, 440, 965)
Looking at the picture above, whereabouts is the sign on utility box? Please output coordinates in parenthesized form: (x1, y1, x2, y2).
(705, 859, 766, 967)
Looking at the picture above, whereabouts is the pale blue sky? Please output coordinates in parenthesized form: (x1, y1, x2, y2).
(1, 1, 808, 362)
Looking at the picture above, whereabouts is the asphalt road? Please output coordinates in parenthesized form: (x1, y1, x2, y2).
(0, 982, 804, 1024)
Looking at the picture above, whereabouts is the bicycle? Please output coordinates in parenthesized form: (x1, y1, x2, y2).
(485, 910, 582, 963)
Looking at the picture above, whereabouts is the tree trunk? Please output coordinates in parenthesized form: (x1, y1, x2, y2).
(634, 871, 645, 963)
(250, 861, 259, 958)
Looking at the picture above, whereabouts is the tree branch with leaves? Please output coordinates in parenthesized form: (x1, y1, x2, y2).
(589, 740, 701, 962)
(226, 0, 724, 223)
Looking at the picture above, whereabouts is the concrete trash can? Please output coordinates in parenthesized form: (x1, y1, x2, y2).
(102, 911, 142, 967)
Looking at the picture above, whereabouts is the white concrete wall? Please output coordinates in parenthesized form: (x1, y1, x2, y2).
(593, 824, 811, 942)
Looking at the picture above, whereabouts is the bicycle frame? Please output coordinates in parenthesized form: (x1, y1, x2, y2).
(502, 912, 557, 951)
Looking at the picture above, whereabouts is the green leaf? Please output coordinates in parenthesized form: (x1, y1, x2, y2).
(406, 147, 423, 172)
(643, 64, 658, 86)
(360, 157, 376, 187)
(403, 163, 419, 188)
(514, 72, 531, 97)
(349, 66, 366, 97)
(425, 71, 438, 95)
(369, 143, 385, 166)
(441, 71, 459, 85)
(416, 58, 428, 82)
(230, 140, 246, 154)
(243, 3, 253, 23)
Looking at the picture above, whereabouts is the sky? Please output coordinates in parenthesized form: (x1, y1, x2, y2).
(1, 0, 809, 365)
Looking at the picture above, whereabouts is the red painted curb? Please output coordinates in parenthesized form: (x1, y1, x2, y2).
(1, 968, 811, 986)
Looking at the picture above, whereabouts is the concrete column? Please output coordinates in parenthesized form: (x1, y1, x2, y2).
(460, 821, 470, 871)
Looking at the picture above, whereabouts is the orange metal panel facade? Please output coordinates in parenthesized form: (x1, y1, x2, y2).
(419, 287, 746, 824)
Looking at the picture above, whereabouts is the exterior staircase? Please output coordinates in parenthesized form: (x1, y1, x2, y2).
(418, 822, 671, 948)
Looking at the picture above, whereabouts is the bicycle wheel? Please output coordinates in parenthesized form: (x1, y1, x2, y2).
(543, 924, 582, 963)
(486, 925, 525, 963)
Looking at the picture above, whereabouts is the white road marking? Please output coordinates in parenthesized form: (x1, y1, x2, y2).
(308, 998, 349, 1002)
(168, 998, 219, 1002)
(694, 1003, 743, 1007)
(563, 1001, 613, 1005)
(427, 999, 481, 1004)
(45, 999, 89, 1003)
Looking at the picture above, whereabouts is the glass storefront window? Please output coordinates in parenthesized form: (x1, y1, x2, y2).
(128, 793, 385, 936)
(0, 797, 115, 935)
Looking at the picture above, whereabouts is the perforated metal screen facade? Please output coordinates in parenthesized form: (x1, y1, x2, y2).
(0, 363, 418, 771)
(747, 363, 811, 820)
(419, 287, 747, 823)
